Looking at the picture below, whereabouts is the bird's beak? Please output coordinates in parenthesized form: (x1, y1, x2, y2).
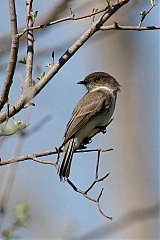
(77, 80, 85, 85)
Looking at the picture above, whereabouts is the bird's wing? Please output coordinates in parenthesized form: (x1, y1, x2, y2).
(63, 90, 112, 144)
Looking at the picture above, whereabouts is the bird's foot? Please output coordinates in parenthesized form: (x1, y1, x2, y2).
(79, 137, 92, 149)
(98, 126, 107, 134)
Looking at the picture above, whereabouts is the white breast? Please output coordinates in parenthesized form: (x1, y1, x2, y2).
(75, 92, 116, 148)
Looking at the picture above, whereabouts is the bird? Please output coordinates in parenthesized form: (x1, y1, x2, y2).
(59, 72, 120, 180)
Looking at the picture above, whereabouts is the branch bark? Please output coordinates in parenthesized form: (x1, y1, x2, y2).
(0, 0, 19, 111)
(100, 22, 160, 31)
(0, 148, 112, 166)
(0, 0, 130, 123)
(23, 0, 34, 90)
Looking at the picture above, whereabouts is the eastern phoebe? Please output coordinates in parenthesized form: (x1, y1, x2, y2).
(59, 72, 120, 180)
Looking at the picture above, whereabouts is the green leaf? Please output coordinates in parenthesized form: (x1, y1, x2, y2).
(2, 228, 13, 239)
(37, 72, 45, 80)
(151, 0, 156, 6)
(0, 118, 28, 136)
(140, 11, 146, 17)
(30, 11, 38, 23)
(24, 101, 35, 108)
(69, 7, 75, 18)
(105, 0, 112, 6)
(46, 63, 52, 68)
(13, 203, 30, 227)
(18, 57, 26, 65)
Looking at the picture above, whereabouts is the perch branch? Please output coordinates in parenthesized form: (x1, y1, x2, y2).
(0, 148, 113, 166)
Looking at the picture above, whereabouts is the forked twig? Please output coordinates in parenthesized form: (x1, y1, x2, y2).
(0, 146, 113, 219)
(67, 149, 112, 220)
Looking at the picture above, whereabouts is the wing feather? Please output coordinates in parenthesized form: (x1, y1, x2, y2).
(63, 91, 112, 144)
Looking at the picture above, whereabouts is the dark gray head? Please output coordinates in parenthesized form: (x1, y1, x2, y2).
(78, 72, 120, 93)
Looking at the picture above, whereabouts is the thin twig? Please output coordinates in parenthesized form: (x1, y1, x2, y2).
(97, 188, 113, 220)
(17, 6, 108, 38)
(67, 149, 112, 220)
(23, 0, 34, 91)
(100, 22, 160, 31)
(139, 4, 155, 27)
(77, 202, 160, 239)
(0, 148, 112, 166)
(0, 0, 19, 111)
(0, 141, 112, 219)
(31, 157, 58, 169)
(0, 0, 72, 54)
(1, 147, 112, 219)
(96, 150, 101, 178)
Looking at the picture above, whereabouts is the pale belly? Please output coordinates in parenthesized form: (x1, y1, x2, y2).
(75, 95, 116, 147)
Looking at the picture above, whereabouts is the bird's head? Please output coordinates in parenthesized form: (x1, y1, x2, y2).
(77, 72, 121, 93)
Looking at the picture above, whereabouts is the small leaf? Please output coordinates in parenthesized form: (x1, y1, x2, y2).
(151, 0, 156, 6)
(105, 0, 112, 6)
(24, 101, 35, 108)
(140, 11, 146, 17)
(45, 63, 52, 68)
(92, 8, 99, 13)
(2, 228, 13, 239)
(13, 203, 30, 227)
(30, 11, 38, 23)
(69, 7, 75, 18)
(18, 57, 26, 65)
(37, 72, 45, 80)
(0, 118, 28, 136)
(91, 8, 99, 23)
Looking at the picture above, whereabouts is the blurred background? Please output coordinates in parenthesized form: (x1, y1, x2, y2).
(0, 0, 159, 239)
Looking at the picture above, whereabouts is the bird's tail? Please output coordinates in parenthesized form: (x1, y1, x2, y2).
(59, 138, 76, 180)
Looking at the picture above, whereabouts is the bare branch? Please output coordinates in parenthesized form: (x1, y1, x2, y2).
(31, 157, 58, 168)
(23, 0, 34, 90)
(0, 0, 130, 123)
(0, 148, 113, 166)
(67, 150, 112, 220)
(0, 149, 58, 166)
(0, 143, 112, 219)
(0, 0, 19, 110)
(77, 202, 160, 239)
(17, 6, 108, 38)
(97, 188, 112, 220)
(0, 0, 72, 55)
(100, 22, 160, 31)
(139, 4, 156, 27)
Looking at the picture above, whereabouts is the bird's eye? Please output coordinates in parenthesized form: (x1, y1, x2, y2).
(95, 76, 100, 80)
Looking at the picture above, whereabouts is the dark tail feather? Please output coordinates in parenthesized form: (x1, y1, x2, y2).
(59, 138, 75, 180)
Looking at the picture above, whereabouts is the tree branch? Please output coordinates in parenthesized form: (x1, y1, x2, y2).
(17, 6, 109, 38)
(0, 0, 72, 55)
(0, 0, 131, 124)
(77, 201, 160, 239)
(0, 148, 113, 166)
(100, 22, 160, 31)
(0, 0, 19, 111)
(0, 147, 113, 219)
(67, 149, 112, 220)
(23, 0, 34, 91)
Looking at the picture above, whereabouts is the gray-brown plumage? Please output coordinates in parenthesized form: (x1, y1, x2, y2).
(59, 72, 120, 180)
